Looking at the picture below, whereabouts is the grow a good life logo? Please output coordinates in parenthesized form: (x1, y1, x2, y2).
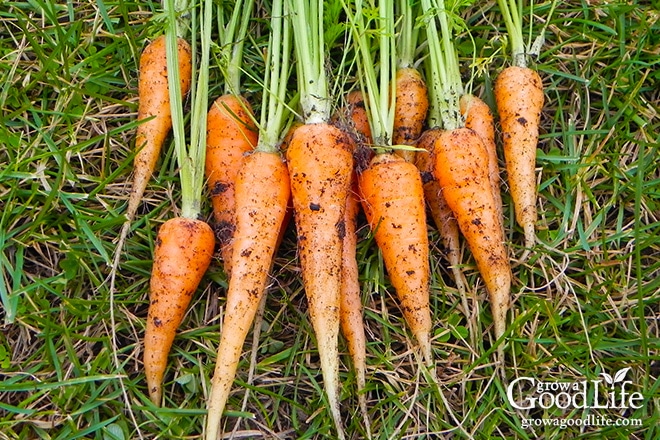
(507, 367, 645, 430)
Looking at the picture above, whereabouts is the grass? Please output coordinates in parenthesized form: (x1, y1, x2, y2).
(0, 0, 658, 439)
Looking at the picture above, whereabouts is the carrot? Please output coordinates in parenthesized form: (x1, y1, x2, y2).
(339, 178, 371, 438)
(415, 128, 467, 302)
(421, 0, 512, 356)
(392, 67, 428, 162)
(205, 0, 258, 275)
(460, 94, 504, 232)
(129, 35, 193, 227)
(286, 0, 355, 436)
(144, 217, 215, 405)
(143, 0, 215, 405)
(286, 122, 354, 438)
(495, 0, 545, 259)
(432, 128, 511, 346)
(205, 94, 258, 273)
(345, 0, 434, 368)
(392, 1, 427, 163)
(205, 3, 292, 436)
(494, 66, 544, 256)
(358, 153, 433, 366)
(205, 152, 290, 440)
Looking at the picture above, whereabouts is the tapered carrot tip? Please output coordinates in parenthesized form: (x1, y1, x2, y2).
(494, 66, 544, 257)
(144, 217, 215, 406)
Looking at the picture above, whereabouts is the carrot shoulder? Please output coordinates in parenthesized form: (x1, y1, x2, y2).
(494, 66, 544, 255)
(359, 153, 433, 367)
(393, 67, 429, 163)
(432, 128, 511, 347)
(144, 217, 215, 405)
(205, 94, 258, 274)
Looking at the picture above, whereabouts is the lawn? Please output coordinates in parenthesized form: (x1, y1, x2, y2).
(0, 1, 658, 439)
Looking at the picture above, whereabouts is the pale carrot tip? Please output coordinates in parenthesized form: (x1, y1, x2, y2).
(520, 222, 536, 262)
(148, 387, 162, 407)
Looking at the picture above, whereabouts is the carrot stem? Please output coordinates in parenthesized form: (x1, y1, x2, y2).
(289, 0, 330, 123)
(165, 0, 212, 219)
(344, 0, 396, 147)
(497, 0, 526, 67)
(420, 0, 463, 130)
(220, 0, 255, 95)
(256, 0, 292, 153)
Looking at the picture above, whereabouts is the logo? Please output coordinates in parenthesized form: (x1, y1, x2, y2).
(507, 368, 645, 430)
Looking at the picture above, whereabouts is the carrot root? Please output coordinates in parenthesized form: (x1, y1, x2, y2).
(393, 67, 429, 163)
(205, 151, 290, 440)
(205, 94, 259, 274)
(359, 153, 433, 367)
(494, 66, 544, 258)
(144, 217, 215, 405)
(286, 122, 355, 440)
(432, 128, 511, 357)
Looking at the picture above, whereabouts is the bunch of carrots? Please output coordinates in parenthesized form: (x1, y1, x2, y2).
(111, 0, 545, 437)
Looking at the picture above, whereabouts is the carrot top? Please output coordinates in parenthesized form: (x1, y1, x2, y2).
(420, 0, 465, 131)
(344, 0, 396, 149)
(497, 0, 525, 67)
(255, 0, 292, 153)
(218, 0, 255, 95)
(288, 0, 331, 124)
(164, 0, 213, 219)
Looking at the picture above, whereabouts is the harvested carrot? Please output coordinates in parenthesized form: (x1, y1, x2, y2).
(460, 94, 504, 231)
(494, 66, 544, 255)
(392, 67, 428, 162)
(144, 217, 215, 405)
(415, 129, 467, 300)
(144, 0, 215, 406)
(339, 178, 371, 438)
(432, 128, 511, 344)
(392, 0, 427, 163)
(286, 0, 356, 436)
(205, 2, 292, 437)
(359, 153, 433, 366)
(286, 122, 354, 438)
(130, 35, 193, 225)
(205, 94, 258, 273)
(421, 0, 512, 355)
(205, 152, 290, 439)
(495, 0, 545, 258)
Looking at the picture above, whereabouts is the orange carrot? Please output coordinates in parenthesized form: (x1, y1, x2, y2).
(339, 177, 371, 438)
(286, 122, 355, 437)
(494, 66, 544, 256)
(393, 67, 428, 163)
(432, 128, 511, 346)
(460, 94, 504, 232)
(205, 94, 258, 274)
(358, 153, 433, 366)
(415, 129, 467, 300)
(205, 151, 290, 440)
(144, 217, 215, 405)
(130, 35, 193, 226)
